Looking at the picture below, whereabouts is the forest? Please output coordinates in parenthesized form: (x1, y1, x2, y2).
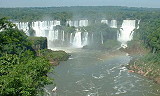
(0, 17, 69, 96)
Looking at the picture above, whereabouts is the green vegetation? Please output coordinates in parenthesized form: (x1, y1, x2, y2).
(37, 49, 70, 65)
(28, 37, 47, 51)
(83, 23, 119, 50)
(1, 6, 160, 22)
(0, 18, 69, 95)
(102, 40, 120, 50)
(39, 49, 69, 61)
(126, 11, 160, 83)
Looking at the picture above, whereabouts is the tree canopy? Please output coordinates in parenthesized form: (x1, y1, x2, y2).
(0, 18, 52, 96)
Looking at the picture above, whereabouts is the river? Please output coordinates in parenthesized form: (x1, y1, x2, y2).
(45, 48, 160, 96)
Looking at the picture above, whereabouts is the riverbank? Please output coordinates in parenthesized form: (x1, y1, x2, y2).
(120, 41, 160, 84)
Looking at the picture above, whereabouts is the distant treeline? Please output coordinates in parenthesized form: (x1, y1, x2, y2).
(1, 6, 160, 22)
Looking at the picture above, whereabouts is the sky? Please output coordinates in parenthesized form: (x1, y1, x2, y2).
(0, 0, 160, 8)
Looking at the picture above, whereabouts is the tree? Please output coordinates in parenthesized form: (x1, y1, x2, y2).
(0, 18, 53, 96)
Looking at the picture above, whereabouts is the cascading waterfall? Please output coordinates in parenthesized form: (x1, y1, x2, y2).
(70, 33, 73, 44)
(66, 20, 88, 27)
(110, 20, 117, 28)
(67, 20, 74, 27)
(30, 20, 60, 48)
(101, 20, 108, 25)
(79, 20, 88, 27)
(48, 30, 55, 41)
(101, 32, 103, 44)
(53, 30, 58, 40)
(118, 20, 136, 48)
(92, 33, 94, 43)
(74, 21, 79, 27)
(53, 20, 61, 26)
(82, 32, 88, 46)
(137, 20, 141, 29)
(14, 19, 140, 49)
(15, 22, 29, 35)
(73, 32, 82, 48)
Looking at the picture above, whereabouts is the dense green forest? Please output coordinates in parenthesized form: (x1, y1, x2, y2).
(0, 6, 160, 22)
(0, 17, 69, 96)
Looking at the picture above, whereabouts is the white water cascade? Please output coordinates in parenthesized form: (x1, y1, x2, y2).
(31, 21, 60, 48)
(15, 22, 29, 35)
(101, 20, 108, 25)
(79, 20, 88, 27)
(82, 32, 88, 46)
(137, 20, 141, 29)
(48, 30, 55, 41)
(73, 32, 82, 48)
(70, 33, 73, 44)
(67, 20, 74, 27)
(110, 20, 117, 28)
(101, 32, 104, 44)
(118, 20, 136, 48)
(74, 21, 79, 27)
(14, 19, 140, 49)
(66, 20, 88, 27)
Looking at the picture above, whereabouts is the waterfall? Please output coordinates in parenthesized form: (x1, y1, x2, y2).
(82, 32, 88, 46)
(70, 33, 73, 44)
(16, 19, 141, 49)
(54, 30, 59, 40)
(118, 20, 136, 48)
(62, 31, 65, 41)
(48, 30, 55, 41)
(74, 21, 79, 27)
(101, 32, 103, 44)
(54, 20, 60, 26)
(79, 20, 88, 27)
(137, 20, 141, 29)
(15, 22, 29, 35)
(92, 33, 94, 43)
(30, 21, 60, 40)
(73, 32, 82, 48)
(66, 20, 88, 27)
(101, 20, 108, 25)
(110, 20, 117, 28)
(67, 20, 74, 27)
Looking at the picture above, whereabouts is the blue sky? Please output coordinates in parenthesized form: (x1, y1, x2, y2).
(0, 0, 160, 8)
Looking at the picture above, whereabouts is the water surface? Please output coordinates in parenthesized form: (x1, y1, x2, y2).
(46, 49, 160, 96)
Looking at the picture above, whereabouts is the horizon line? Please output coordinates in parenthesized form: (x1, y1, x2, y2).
(0, 5, 160, 9)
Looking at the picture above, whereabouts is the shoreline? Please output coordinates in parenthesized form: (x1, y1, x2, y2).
(119, 46, 160, 84)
